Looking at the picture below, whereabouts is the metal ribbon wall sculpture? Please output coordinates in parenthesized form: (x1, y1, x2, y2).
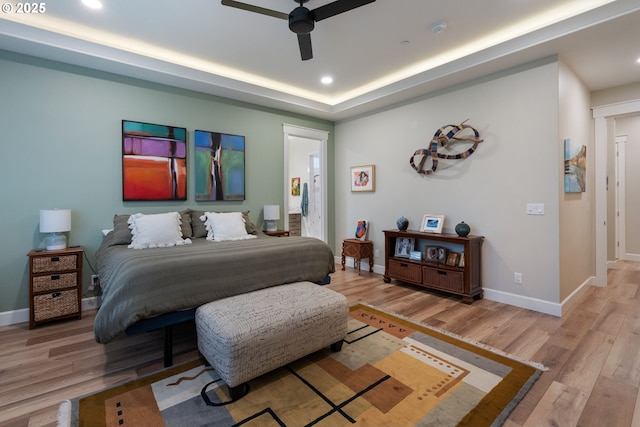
(410, 120, 483, 175)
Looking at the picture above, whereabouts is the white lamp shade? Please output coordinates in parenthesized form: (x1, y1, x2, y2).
(40, 209, 71, 233)
(264, 205, 280, 221)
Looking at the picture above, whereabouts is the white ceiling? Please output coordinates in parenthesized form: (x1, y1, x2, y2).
(1, 0, 639, 121)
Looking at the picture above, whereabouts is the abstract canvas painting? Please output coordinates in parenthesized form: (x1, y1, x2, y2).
(195, 130, 245, 201)
(564, 138, 586, 193)
(122, 120, 187, 201)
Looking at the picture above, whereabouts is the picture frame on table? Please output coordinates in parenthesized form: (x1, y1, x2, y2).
(446, 252, 460, 267)
(420, 214, 444, 233)
(394, 237, 414, 258)
(425, 246, 439, 262)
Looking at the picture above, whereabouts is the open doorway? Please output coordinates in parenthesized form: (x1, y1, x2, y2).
(593, 100, 640, 286)
(283, 124, 329, 243)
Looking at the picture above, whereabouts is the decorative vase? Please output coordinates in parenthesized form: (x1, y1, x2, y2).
(396, 216, 409, 231)
(455, 221, 470, 237)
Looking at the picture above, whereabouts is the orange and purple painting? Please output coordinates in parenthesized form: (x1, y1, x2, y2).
(122, 120, 187, 201)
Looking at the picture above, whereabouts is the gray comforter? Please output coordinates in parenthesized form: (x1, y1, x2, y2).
(94, 233, 335, 343)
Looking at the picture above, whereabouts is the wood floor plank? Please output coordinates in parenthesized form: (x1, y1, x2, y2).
(555, 329, 614, 393)
(577, 375, 636, 426)
(522, 380, 589, 427)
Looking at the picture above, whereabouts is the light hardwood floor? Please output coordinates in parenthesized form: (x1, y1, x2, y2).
(1, 261, 639, 426)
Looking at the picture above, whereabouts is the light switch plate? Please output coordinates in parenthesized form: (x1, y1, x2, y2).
(526, 203, 544, 215)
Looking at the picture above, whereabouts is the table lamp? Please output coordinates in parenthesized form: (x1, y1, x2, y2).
(40, 209, 71, 250)
(264, 205, 280, 232)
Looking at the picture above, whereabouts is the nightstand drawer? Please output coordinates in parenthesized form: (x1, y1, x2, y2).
(33, 289, 79, 322)
(32, 254, 78, 273)
(32, 272, 78, 293)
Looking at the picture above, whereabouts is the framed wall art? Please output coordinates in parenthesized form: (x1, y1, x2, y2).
(122, 120, 187, 201)
(420, 214, 444, 233)
(351, 165, 375, 192)
(291, 177, 301, 196)
(564, 138, 586, 193)
(194, 130, 245, 201)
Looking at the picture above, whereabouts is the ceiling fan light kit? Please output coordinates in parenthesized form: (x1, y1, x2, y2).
(222, 0, 376, 60)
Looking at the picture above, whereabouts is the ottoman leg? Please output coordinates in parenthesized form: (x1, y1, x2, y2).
(331, 340, 344, 352)
(228, 383, 249, 400)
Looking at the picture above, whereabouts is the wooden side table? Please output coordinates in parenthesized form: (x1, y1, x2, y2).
(265, 230, 290, 237)
(27, 246, 83, 328)
(341, 239, 374, 275)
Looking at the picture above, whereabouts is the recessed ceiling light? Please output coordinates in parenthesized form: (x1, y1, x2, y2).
(431, 21, 447, 34)
(637, 57, 640, 64)
(321, 76, 333, 85)
(82, 0, 103, 10)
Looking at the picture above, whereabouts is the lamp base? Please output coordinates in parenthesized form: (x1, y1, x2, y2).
(265, 220, 277, 232)
(45, 233, 67, 251)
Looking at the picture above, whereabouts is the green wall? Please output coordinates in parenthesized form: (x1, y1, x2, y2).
(0, 50, 334, 314)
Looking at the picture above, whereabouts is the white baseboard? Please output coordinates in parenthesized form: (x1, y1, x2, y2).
(335, 256, 385, 275)
(0, 296, 101, 327)
(336, 255, 592, 318)
(623, 253, 640, 262)
(482, 288, 562, 316)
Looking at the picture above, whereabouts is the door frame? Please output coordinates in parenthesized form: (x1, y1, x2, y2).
(283, 124, 329, 243)
(593, 99, 640, 286)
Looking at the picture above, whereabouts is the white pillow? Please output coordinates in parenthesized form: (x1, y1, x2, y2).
(127, 212, 192, 249)
(200, 212, 257, 242)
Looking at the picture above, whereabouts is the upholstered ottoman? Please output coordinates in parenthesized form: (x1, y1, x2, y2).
(195, 281, 348, 399)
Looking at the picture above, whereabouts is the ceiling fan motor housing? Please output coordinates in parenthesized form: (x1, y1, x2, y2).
(289, 6, 314, 34)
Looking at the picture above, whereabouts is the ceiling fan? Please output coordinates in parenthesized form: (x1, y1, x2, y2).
(221, 0, 376, 61)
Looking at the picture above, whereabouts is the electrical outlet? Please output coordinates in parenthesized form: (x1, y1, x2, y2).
(514, 272, 522, 284)
(374, 249, 380, 258)
(526, 203, 545, 215)
(89, 274, 99, 291)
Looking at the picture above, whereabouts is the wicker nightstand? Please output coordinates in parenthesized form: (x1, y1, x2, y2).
(27, 247, 83, 328)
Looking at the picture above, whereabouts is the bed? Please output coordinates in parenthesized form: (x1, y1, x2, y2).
(94, 210, 335, 362)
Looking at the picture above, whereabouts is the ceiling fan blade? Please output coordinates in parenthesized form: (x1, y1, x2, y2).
(312, 0, 375, 22)
(297, 33, 313, 61)
(220, 0, 288, 20)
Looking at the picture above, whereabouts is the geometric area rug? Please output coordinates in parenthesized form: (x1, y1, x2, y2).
(59, 304, 543, 427)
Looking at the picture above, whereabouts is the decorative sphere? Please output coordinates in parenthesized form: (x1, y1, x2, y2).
(396, 216, 409, 231)
(455, 221, 471, 237)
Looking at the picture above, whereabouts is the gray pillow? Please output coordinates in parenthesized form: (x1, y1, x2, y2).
(179, 209, 193, 238)
(110, 214, 132, 245)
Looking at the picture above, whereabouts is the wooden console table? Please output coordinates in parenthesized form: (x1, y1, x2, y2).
(383, 230, 483, 303)
(341, 239, 373, 275)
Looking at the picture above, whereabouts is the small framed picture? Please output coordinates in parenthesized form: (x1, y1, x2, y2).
(458, 252, 465, 268)
(446, 252, 460, 267)
(355, 220, 368, 240)
(420, 214, 444, 233)
(425, 246, 439, 262)
(351, 165, 375, 192)
(437, 247, 448, 263)
(409, 251, 422, 261)
(395, 237, 414, 258)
